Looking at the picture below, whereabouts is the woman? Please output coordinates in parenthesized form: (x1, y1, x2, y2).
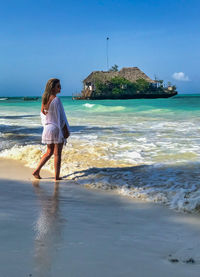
(33, 78, 70, 180)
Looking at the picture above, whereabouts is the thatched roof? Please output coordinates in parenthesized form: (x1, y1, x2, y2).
(83, 67, 155, 84)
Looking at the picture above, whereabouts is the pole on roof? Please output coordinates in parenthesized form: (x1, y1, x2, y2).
(106, 37, 109, 71)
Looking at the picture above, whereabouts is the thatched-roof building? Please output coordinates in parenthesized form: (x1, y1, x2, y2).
(80, 67, 155, 98)
(84, 67, 155, 85)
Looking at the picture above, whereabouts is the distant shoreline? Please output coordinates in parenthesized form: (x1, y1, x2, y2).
(1, 93, 200, 98)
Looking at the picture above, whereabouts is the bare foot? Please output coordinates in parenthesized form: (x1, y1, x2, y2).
(55, 177, 63, 181)
(32, 171, 41, 179)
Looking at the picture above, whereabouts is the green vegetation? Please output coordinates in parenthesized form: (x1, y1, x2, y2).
(109, 64, 119, 72)
(93, 76, 176, 99)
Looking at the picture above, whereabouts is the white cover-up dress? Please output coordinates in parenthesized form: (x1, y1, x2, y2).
(40, 97, 70, 144)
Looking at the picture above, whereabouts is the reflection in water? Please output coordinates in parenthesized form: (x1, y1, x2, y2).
(32, 181, 66, 277)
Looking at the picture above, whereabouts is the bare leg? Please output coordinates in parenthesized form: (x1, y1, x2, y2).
(32, 144, 54, 179)
(54, 143, 64, 180)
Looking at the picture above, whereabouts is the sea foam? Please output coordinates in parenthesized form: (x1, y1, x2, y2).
(83, 103, 95, 108)
(1, 143, 200, 213)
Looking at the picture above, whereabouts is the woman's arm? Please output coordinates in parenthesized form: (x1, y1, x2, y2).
(56, 98, 70, 138)
(57, 98, 70, 132)
(41, 103, 48, 115)
(41, 103, 45, 114)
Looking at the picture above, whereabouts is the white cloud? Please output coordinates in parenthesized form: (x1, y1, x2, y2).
(172, 72, 190, 81)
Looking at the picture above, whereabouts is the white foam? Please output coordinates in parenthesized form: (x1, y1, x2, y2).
(83, 103, 95, 108)
(1, 143, 200, 213)
(95, 105, 125, 112)
(0, 98, 8, 101)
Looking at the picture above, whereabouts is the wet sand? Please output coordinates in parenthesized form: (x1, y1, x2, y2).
(0, 158, 200, 277)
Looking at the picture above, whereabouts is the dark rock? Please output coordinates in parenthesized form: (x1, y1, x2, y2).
(185, 258, 195, 264)
(169, 258, 179, 263)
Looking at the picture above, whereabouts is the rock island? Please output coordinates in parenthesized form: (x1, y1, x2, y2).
(74, 67, 177, 100)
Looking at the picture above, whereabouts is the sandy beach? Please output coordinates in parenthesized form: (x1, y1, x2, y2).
(0, 158, 200, 277)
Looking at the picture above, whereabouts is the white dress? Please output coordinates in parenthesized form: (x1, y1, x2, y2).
(40, 97, 70, 144)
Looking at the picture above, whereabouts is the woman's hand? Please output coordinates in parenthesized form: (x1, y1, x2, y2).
(62, 124, 70, 139)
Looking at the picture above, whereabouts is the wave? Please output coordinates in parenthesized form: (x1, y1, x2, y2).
(1, 143, 200, 213)
(0, 98, 8, 101)
(73, 163, 200, 213)
(83, 103, 95, 108)
(82, 103, 126, 112)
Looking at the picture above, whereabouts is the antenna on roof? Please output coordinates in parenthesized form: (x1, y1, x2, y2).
(106, 37, 109, 71)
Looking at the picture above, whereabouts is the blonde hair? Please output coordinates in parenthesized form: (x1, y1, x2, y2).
(42, 78, 60, 105)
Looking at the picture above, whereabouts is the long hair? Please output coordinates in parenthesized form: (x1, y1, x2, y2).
(42, 78, 60, 105)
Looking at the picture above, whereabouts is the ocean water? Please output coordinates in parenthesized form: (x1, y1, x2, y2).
(1, 94, 200, 213)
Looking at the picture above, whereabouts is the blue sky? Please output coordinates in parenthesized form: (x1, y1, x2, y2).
(0, 0, 200, 96)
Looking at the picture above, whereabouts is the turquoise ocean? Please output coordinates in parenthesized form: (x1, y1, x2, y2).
(0, 94, 200, 212)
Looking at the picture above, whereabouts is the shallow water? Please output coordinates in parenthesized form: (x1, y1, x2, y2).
(1, 95, 200, 212)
